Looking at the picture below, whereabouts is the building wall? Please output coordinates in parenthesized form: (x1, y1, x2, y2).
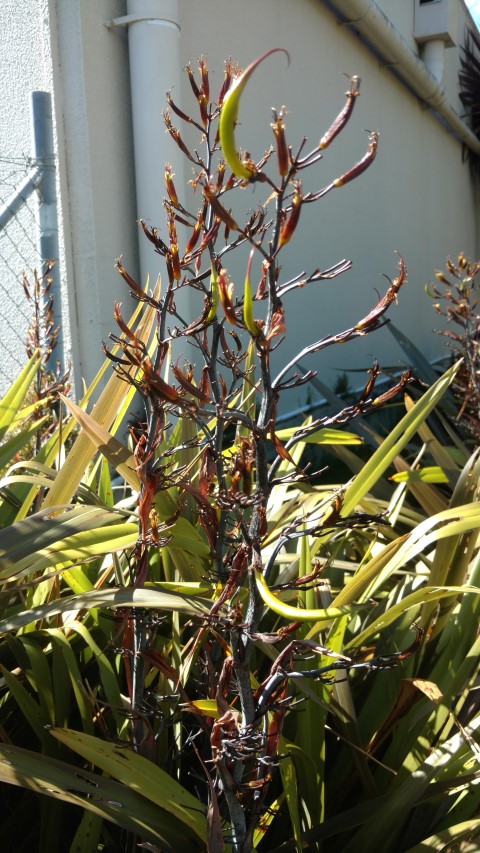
(170, 0, 478, 402)
(1, 0, 478, 409)
(0, 0, 67, 395)
(49, 0, 139, 394)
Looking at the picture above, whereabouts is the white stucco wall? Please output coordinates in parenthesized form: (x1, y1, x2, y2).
(49, 0, 139, 396)
(1, 0, 478, 412)
(159, 0, 479, 405)
(0, 0, 71, 396)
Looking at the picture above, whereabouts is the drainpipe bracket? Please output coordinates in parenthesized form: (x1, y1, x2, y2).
(413, 32, 455, 49)
(105, 14, 179, 31)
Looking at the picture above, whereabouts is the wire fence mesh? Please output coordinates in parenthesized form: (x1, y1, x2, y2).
(0, 155, 39, 397)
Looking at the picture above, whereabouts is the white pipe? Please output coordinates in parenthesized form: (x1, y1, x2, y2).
(324, 0, 480, 156)
(422, 39, 446, 85)
(122, 0, 184, 288)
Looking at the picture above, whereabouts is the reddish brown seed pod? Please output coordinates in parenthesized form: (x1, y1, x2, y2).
(198, 55, 210, 103)
(215, 161, 226, 192)
(333, 130, 379, 188)
(199, 217, 221, 250)
(255, 259, 269, 300)
(217, 59, 237, 106)
(163, 110, 194, 160)
(113, 302, 136, 341)
(202, 182, 239, 231)
(184, 212, 203, 256)
(198, 93, 209, 128)
(170, 243, 181, 280)
(271, 109, 289, 177)
(355, 253, 406, 331)
(185, 63, 200, 99)
(319, 75, 360, 150)
(278, 184, 302, 248)
(218, 268, 239, 326)
(115, 259, 147, 298)
(166, 92, 194, 125)
(164, 163, 179, 207)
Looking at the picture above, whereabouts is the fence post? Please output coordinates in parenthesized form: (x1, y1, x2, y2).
(30, 91, 63, 373)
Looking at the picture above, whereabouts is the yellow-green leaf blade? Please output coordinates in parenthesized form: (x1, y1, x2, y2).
(49, 728, 207, 842)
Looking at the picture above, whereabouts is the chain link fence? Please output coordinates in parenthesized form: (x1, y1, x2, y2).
(0, 155, 40, 396)
(0, 92, 62, 399)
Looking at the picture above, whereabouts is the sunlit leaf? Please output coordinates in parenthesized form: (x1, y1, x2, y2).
(275, 427, 362, 445)
(389, 466, 449, 484)
(0, 350, 40, 441)
(50, 728, 207, 842)
(0, 742, 198, 848)
(341, 362, 459, 516)
(60, 395, 140, 491)
(0, 586, 213, 633)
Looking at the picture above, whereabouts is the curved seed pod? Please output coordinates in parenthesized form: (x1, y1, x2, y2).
(185, 63, 201, 99)
(219, 48, 289, 181)
(278, 183, 302, 248)
(205, 264, 219, 323)
(320, 75, 361, 150)
(254, 569, 354, 624)
(355, 253, 406, 331)
(243, 249, 261, 337)
(199, 56, 209, 103)
(184, 211, 203, 256)
(218, 268, 239, 325)
(202, 181, 239, 231)
(217, 59, 237, 107)
(164, 163, 179, 207)
(333, 130, 379, 188)
(271, 108, 289, 177)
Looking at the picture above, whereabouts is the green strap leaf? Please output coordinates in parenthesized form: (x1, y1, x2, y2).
(60, 395, 140, 491)
(0, 742, 198, 848)
(49, 727, 207, 842)
(0, 586, 213, 633)
(0, 350, 40, 441)
(341, 361, 460, 517)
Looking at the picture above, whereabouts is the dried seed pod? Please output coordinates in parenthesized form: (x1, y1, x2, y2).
(278, 184, 302, 248)
(199, 217, 221, 250)
(164, 110, 195, 161)
(355, 253, 406, 331)
(271, 108, 289, 177)
(243, 249, 262, 338)
(164, 164, 179, 207)
(205, 264, 219, 323)
(333, 131, 379, 188)
(166, 92, 194, 125)
(218, 268, 239, 326)
(255, 259, 269, 300)
(139, 221, 168, 255)
(198, 55, 210, 103)
(185, 63, 200, 99)
(184, 211, 203, 256)
(215, 161, 226, 192)
(217, 59, 237, 106)
(202, 181, 239, 231)
(113, 303, 136, 341)
(266, 302, 286, 341)
(320, 75, 360, 149)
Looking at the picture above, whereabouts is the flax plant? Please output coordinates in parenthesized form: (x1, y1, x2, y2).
(0, 52, 479, 853)
(97, 50, 423, 851)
